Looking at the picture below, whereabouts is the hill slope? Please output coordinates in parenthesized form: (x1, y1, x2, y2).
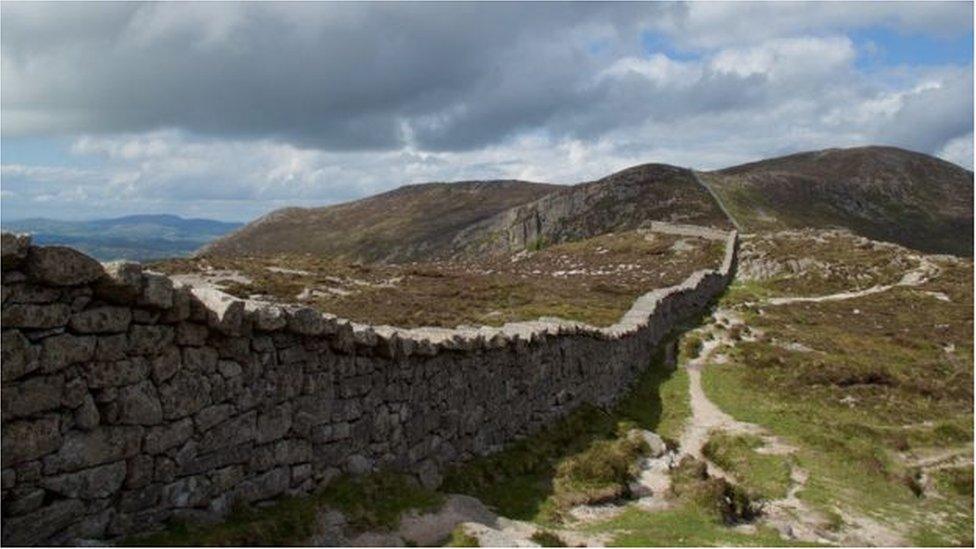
(699, 146, 974, 255)
(448, 163, 734, 258)
(201, 180, 558, 263)
(0, 214, 242, 261)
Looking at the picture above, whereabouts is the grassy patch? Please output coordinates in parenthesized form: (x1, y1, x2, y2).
(702, 431, 792, 500)
(529, 530, 567, 546)
(317, 472, 443, 532)
(700, 251, 973, 545)
(446, 526, 480, 547)
(585, 505, 793, 547)
(552, 431, 649, 507)
(126, 472, 442, 546)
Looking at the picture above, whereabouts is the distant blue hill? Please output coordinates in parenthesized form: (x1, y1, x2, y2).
(1, 214, 243, 262)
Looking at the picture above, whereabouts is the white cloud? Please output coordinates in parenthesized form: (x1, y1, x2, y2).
(651, 2, 973, 49)
(0, 2, 971, 221)
(938, 133, 974, 169)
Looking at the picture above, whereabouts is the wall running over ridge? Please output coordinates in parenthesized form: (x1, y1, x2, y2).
(0, 226, 737, 545)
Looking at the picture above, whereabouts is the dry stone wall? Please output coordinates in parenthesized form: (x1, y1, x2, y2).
(0, 227, 737, 545)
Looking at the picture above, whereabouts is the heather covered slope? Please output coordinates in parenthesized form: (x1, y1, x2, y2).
(203, 146, 973, 262)
(699, 146, 974, 256)
(448, 163, 735, 258)
(201, 180, 558, 263)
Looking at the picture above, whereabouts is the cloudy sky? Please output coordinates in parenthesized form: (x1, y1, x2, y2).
(2, 2, 973, 222)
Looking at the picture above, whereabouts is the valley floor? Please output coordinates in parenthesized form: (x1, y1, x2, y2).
(131, 230, 973, 547)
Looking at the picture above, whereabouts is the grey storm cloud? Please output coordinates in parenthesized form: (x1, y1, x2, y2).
(1, 2, 682, 151)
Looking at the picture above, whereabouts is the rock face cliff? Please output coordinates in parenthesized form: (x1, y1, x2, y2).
(448, 164, 734, 258)
(0, 227, 736, 546)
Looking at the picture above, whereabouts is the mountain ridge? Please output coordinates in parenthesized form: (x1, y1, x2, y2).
(204, 145, 972, 260)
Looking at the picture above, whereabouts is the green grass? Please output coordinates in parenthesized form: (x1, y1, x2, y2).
(446, 526, 480, 547)
(552, 432, 649, 507)
(442, 343, 692, 523)
(702, 432, 792, 500)
(530, 530, 567, 546)
(585, 506, 795, 547)
(126, 472, 443, 546)
(697, 254, 974, 546)
(317, 473, 444, 532)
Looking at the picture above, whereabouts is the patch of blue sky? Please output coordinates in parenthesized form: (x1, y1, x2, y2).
(639, 30, 702, 62)
(852, 26, 973, 71)
(1, 136, 102, 168)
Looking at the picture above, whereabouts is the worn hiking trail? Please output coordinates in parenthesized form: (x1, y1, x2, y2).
(764, 255, 939, 306)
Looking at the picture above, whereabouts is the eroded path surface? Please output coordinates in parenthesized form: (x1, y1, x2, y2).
(764, 255, 939, 306)
(679, 307, 908, 546)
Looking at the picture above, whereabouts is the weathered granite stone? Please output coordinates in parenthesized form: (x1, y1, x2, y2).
(183, 346, 218, 373)
(159, 372, 212, 419)
(2, 468, 16, 489)
(345, 454, 371, 475)
(86, 358, 150, 388)
(132, 308, 161, 324)
(75, 394, 101, 431)
(2, 303, 70, 329)
(69, 306, 132, 334)
(191, 287, 244, 335)
(287, 307, 327, 335)
(95, 261, 143, 303)
(117, 381, 163, 425)
(43, 460, 127, 498)
(94, 333, 128, 360)
(232, 466, 289, 503)
(40, 333, 96, 372)
(1, 232, 31, 271)
(126, 454, 155, 489)
(160, 287, 192, 323)
(199, 411, 256, 453)
(211, 465, 246, 492)
(162, 475, 212, 508)
(46, 426, 143, 474)
(62, 377, 88, 408)
(194, 404, 235, 433)
(217, 360, 243, 379)
(2, 329, 40, 381)
(256, 402, 293, 444)
(274, 439, 311, 465)
(119, 483, 163, 513)
(154, 457, 178, 483)
(176, 322, 209, 346)
(2, 417, 61, 467)
(150, 345, 181, 384)
(247, 302, 288, 331)
(138, 272, 174, 309)
(1, 374, 64, 419)
(6, 487, 45, 516)
(128, 325, 174, 355)
(6, 284, 61, 304)
(1, 498, 84, 546)
(26, 246, 104, 286)
(144, 418, 194, 455)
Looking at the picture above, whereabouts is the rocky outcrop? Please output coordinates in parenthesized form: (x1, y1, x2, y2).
(0, 228, 737, 545)
(449, 164, 735, 258)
